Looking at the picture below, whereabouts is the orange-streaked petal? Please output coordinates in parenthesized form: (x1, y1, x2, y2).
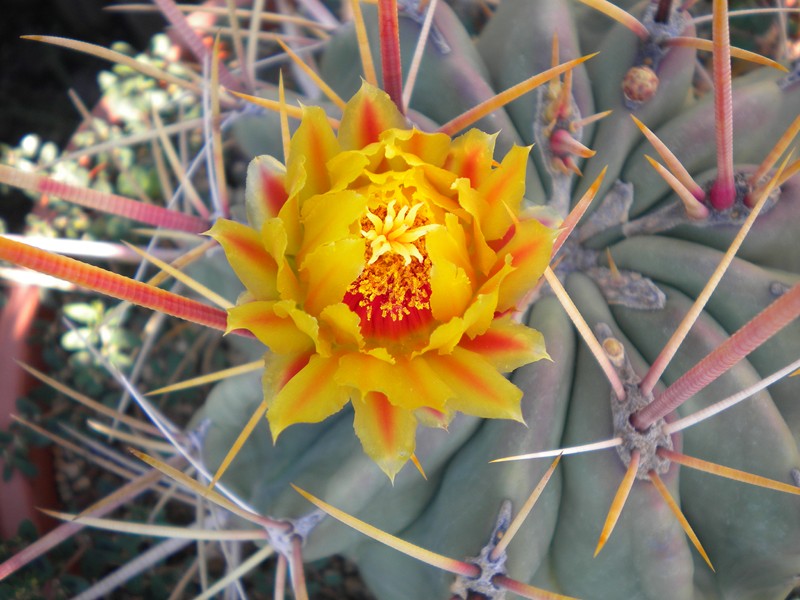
(267, 354, 350, 440)
(207, 219, 279, 301)
(227, 301, 315, 355)
(339, 82, 407, 151)
(425, 347, 524, 421)
(245, 155, 288, 230)
(459, 316, 549, 372)
(300, 238, 365, 316)
(299, 190, 366, 259)
(495, 217, 556, 312)
(262, 351, 312, 400)
(337, 353, 453, 412)
(445, 129, 497, 188)
(478, 145, 530, 241)
(415, 406, 453, 429)
(353, 391, 417, 480)
(421, 261, 512, 356)
(286, 106, 340, 203)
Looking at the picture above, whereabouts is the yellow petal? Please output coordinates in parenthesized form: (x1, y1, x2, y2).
(299, 190, 366, 259)
(405, 165, 464, 219)
(262, 351, 312, 400)
(286, 106, 340, 203)
(445, 129, 498, 188)
(339, 81, 407, 151)
(414, 405, 453, 429)
(273, 300, 321, 351)
(319, 303, 365, 350)
(336, 353, 453, 412)
(300, 238, 365, 316)
(418, 163, 463, 213)
(463, 258, 515, 338)
(276, 192, 303, 256)
(495, 217, 556, 313)
(245, 155, 288, 230)
(462, 286, 502, 338)
(352, 391, 417, 481)
(383, 128, 451, 168)
(459, 317, 549, 372)
(452, 180, 496, 275)
(420, 261, 509, 356)
(478, 144, 530, 241)
(425, 347, 524, 422)
(227, 301, 315, 355)
(207, 219, 278, 301)
(428, 217, 473, 323)
(429, 258, 472, 324)
(261, 218, 301, 302)
(267, 354, 350, 440)
(426, 213, 473, 274)
(423, 316, 469, 357)
(328, 150, 372, 192)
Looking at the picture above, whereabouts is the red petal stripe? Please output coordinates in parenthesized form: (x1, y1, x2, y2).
(280, 354, 312, 389)
(371, 392, 396, 449)
(261, 168, 289, 217)
(359, 98, 383, 148)
(460, 329, 527, 355)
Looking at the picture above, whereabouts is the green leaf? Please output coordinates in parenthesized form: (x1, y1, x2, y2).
(61, 328, 97, 352)
(62, 302, 100, 325)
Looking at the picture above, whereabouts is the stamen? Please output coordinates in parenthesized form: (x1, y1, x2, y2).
(361, 201, 438, 265)
(345, 198, 437, 340)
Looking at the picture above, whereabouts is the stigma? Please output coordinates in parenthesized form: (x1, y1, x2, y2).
(362, 201, 438, 265)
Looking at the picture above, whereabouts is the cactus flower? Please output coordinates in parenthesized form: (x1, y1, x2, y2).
(209, 82, 554, 478)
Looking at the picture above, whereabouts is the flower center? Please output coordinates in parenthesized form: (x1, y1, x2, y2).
(362, 201, 438, 265)
(344, 200, 437, 344)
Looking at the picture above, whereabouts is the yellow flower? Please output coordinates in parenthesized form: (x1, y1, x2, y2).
(209, 82, 555, 479)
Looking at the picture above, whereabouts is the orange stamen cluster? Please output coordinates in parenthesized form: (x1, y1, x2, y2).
(344, 199, 436, 341)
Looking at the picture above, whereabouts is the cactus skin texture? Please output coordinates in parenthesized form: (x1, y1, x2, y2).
(201, 1, 800, 598)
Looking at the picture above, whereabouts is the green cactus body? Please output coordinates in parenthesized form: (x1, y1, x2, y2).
(196, 0, 800, 598)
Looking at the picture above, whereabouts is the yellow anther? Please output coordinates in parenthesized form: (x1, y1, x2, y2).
(362, 201, 438, 265)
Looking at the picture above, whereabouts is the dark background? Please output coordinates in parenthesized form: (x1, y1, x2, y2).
(0, 0, 166, 230)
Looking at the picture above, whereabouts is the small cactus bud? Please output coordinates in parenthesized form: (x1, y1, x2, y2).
(622, 65, 659, 104)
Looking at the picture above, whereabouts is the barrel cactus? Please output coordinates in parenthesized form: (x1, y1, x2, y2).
(1, 0, 799, 598)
